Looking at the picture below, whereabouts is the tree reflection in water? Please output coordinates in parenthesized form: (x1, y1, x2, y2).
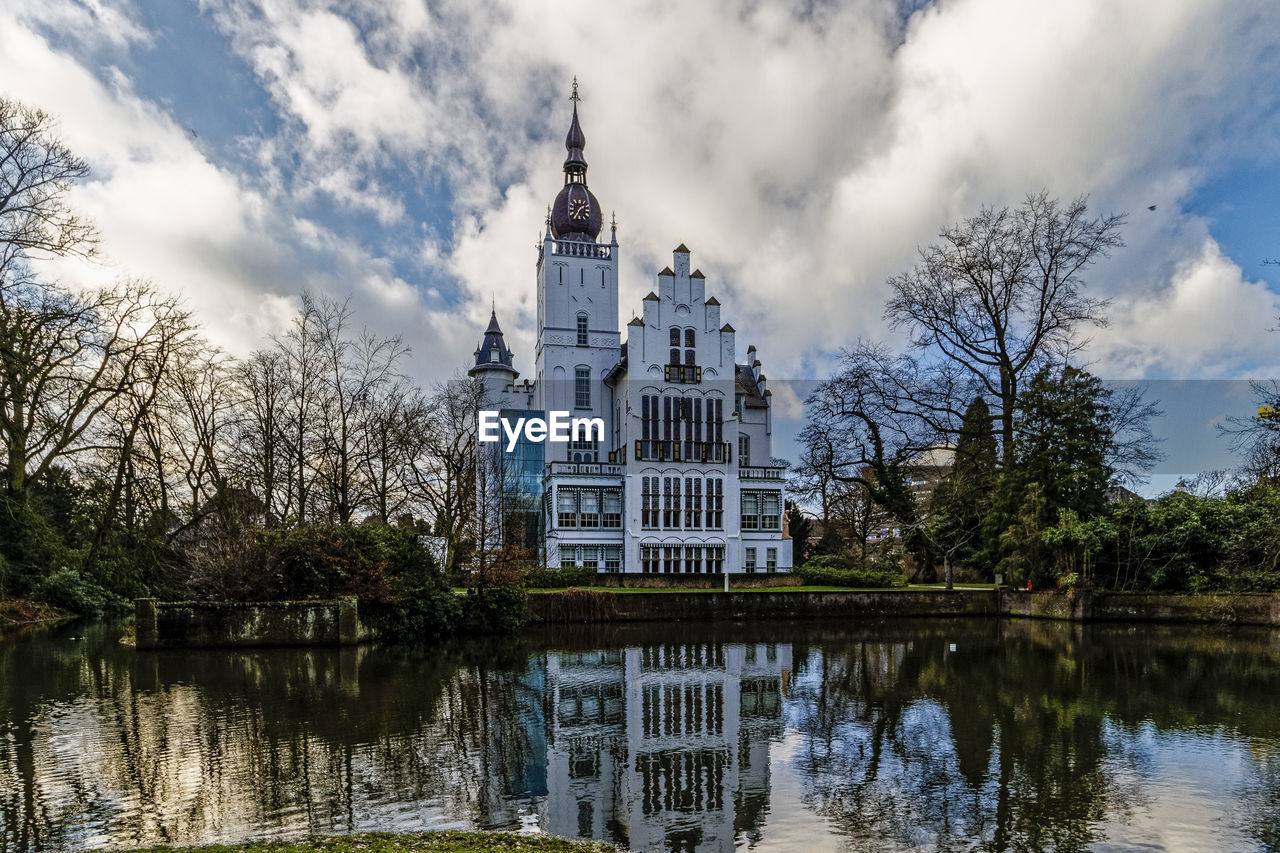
(0, 618, 1278, 853)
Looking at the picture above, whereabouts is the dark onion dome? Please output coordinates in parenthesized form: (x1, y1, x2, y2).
(550, 83, 604, 241)
(470, 309, 516, 373)
(551, 182, 602, 240)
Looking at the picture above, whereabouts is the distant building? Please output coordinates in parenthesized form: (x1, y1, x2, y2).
(469, 86, 791, 574)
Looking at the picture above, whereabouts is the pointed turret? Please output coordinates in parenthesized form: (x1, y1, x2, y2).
(469, 309, 519, 381)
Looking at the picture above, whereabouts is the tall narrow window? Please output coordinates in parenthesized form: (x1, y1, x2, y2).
(576, 313, 589, 346)
(603, 489, 623, 528)
(684, 328, 696, 348)
(558, 489, 578, 528)
(741, 492, 760, 530)
(575, 366, 591, 408)
(761, 492, 781, 530)
(579, 489, 600, 527)
(707, 478, 724, 529)
(670, 327, 681, 346)
(745, 547, 757, 572)
(684, 476, 697, 528)
(738, 434, 750, 465)
(642, 477, 658, 528)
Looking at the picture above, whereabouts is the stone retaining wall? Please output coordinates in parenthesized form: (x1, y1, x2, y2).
(528, 589, 998, 624)
(135, 598, 368, 649)
(591, 573, 806, 589)
(528, 588, 1280, 626)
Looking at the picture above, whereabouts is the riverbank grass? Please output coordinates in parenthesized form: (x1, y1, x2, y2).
(124, 831, 624, 853)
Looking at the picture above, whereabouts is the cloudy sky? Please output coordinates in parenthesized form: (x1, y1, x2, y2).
(3, 0, 1280, 484)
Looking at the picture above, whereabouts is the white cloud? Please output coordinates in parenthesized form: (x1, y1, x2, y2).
(1093, 239, 1280, 378)
(0, 6, 478, 376)
(5, 0, 1280, 396)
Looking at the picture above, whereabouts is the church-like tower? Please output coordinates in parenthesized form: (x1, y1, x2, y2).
(534, 81, 620, 463)
(466, 82, 790, 575)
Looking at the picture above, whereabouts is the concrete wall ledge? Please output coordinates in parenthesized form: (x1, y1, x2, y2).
(527, 588, 1280, 627)
(136, 597, 368, 649)
(528, 588, 999, 624)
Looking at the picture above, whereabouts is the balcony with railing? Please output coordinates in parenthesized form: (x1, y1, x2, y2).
(546, 461, 625, 477)
(634, 440, 730, 464)
(663, 364, 701, 384)
(548, 239, 612, 259)
(738, 465, 786, 481)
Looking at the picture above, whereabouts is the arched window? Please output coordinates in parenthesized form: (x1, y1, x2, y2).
(684, 328, 695, 348)
(670, 348, 681, 366)
(576, 313, 589, 346)
(670, 327, 681, 346)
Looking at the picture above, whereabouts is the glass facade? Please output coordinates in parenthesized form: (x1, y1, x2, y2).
(501, 408, 547, 562)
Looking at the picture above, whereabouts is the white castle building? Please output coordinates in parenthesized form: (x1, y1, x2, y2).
(470, 86, 791, 574)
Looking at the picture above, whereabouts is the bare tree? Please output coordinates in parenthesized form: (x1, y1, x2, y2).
(0, 277, 191, 499)
(800, 342, 963, 540)
(1221, 379, 1280, 485)
(233, 349, 290, 524)
(308, 294, 409, 524)
(0, 98, 98, 281)
(359, 380, 418, 524)
(407, 375, 485, 571)
(885, 192, 1123, 457)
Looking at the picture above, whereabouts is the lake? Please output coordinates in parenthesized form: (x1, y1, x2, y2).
(1, 617, 1278, 852)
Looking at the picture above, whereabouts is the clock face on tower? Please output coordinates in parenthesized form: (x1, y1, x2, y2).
(570, 198, 590, 220)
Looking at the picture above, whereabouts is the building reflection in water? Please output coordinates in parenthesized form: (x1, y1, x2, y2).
(4, 620, 1280, 853)
(540, 641, 791, 853)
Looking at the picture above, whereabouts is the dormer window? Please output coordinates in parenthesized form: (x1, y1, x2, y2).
(490, 347, 500, 363)
(576, 313, 589, 346)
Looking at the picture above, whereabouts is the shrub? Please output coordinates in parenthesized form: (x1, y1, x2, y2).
(525, 565, 598, 588)
(797, 563, 908, 588)
(31, 566, 129, 616)
(363, 586, 460, 641)
(462, 583, 528, 634)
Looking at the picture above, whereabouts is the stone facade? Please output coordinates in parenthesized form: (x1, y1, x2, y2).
(470, 93, 791, 575)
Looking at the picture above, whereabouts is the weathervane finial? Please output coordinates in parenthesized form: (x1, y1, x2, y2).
(570, 77, 580, 105)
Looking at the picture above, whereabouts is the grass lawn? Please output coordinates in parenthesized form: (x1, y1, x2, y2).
(120, 831, 624, 853)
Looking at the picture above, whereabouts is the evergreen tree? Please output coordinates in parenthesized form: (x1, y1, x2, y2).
(928, 396, 998, 586)
(989, 366, 1115, 586)
(786, 500, 814, 565)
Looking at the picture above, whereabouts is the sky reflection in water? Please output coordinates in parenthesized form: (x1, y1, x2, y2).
(1, 618, 1278, 852)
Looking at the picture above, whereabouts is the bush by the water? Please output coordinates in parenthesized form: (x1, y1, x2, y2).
(461, 583, 528, 634)
(798, 555, 908, 588)
(198, 523, 461, 642)
(32, 566, 129, 617)
(524, 565, 598, 588)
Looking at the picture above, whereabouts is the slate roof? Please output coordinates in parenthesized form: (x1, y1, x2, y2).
(735, 364, 769, 408)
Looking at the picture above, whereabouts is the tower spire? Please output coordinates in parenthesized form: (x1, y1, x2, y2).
(549, 79, 602, 241)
